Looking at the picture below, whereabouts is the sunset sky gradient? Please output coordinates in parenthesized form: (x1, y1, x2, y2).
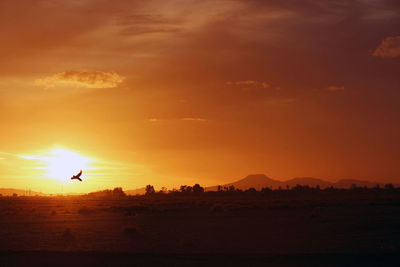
(1, 0, 399, 193)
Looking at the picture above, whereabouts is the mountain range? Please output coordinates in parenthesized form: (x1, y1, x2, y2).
(205, 174, 392, 191)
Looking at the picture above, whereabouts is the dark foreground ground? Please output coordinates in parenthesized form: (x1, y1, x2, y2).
(1, 191, 400, 266)
(1, 251, 400, 266)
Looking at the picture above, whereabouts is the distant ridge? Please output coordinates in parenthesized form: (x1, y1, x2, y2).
(205, 174, 391, 191)
(206, 174, 282, 191)
(0, 188, 46, 196)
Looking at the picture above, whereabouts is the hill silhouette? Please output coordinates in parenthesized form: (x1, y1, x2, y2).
(206, 174, 282, 191)
(206, 174, 390, 191)
(0, 188, 46, 196)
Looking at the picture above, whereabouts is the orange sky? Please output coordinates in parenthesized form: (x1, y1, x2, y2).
(1, 0, 400, 193)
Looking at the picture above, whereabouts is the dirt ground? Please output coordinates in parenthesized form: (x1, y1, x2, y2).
(0, 192, 400, 265)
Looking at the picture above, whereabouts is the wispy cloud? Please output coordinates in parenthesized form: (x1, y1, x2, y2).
(373, 36, 400, 58)
(181, 118, 208, 122)
(227, 80, 270, 89)
(117, 14, 182, 36)
(148, 117, 208, 122)
(35, 70, 124, 89)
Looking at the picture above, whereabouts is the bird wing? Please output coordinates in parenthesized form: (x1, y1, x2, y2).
(76, 170, 82, 178)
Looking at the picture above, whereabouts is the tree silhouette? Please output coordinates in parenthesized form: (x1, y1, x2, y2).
(385, 184, 394, 190)
(193, 184, 204, 193)
(246, 187, 257, 194)
(180, 185, 187, 192)
(145, 185, 155, 195)
(160, 187, 168, 193)
(112, 187, 126, 198)
(186, 186, 193, 193)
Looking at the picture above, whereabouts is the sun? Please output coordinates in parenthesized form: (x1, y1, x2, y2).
(23, 148, 95, 182)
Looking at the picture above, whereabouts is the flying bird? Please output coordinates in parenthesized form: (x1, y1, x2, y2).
(71, 170, 83, 182)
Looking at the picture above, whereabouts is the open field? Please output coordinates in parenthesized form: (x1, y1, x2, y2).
(1, 191, 400, 265)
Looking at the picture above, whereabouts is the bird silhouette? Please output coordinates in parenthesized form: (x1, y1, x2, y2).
(71, 170, 83, 182)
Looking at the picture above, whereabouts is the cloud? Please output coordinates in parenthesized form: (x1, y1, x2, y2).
(181, 118, 208, 122)
(227, 80, 270, 89)
(117, 14, 182, 36)
(148, 118, 208, 122)
(326, 85, 345, 91)
(35, 70, 124, 89)
(373, 36, 400, 58)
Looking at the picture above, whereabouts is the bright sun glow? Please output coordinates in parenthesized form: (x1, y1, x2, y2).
(22, 148, 95, 182)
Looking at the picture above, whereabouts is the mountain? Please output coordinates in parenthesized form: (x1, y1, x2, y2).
(206, 174, 283, 191)
(206, 174, 395, 191)
(0, 188, 46, 196)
